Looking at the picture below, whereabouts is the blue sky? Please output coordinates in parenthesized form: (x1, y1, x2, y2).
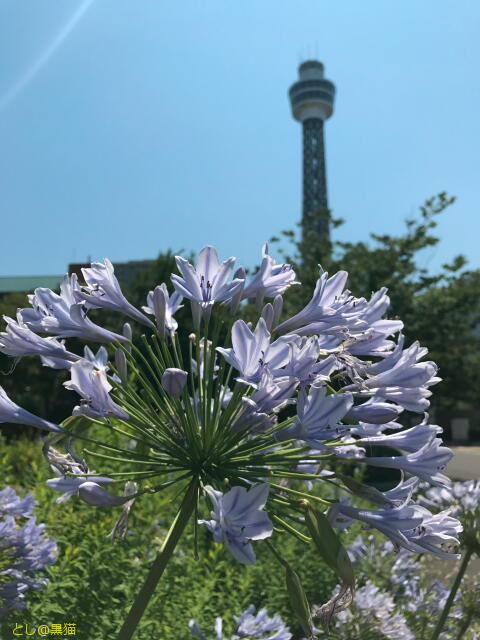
(0, 0, 479, 276)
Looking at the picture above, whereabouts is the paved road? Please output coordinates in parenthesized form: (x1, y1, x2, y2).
(446, 446, 480, 480)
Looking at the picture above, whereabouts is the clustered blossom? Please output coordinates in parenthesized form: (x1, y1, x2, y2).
(0, 488, 57, 617)
(0, 244, 462, 628)
(338, 529, 479, 639)
(189, 605, 292, 640)
(199, 484, 273, 565)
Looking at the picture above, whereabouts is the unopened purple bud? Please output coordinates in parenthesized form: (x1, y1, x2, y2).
(122, 322, 132, 341)
(347, 401, 402, 424)
(151, 286, 167, 335)
(122, 323, 132, 352)
(161, 368, 188, 397)
(78, 482, 131, 507)
(115, 349, 128, 386)
(272, 294, 283, 329)
(261, 303, 274, 331)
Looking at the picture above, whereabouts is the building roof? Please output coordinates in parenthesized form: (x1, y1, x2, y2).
(0, 275, 63, 294)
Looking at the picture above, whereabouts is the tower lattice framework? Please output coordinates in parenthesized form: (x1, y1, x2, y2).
(289, 60, 336, 241)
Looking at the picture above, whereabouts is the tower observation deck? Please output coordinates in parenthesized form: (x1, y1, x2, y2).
(289, 60, 336, 240)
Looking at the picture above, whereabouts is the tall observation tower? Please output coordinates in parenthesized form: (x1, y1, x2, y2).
(289, 60, 336, 240)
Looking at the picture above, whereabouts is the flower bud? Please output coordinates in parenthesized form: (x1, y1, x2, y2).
(122, 323, 132, 353)
(151, 285, 167, 336)
(272, 294, 283, 329)
(161, 368, 187, 397)
(261, 303, 274, 331)
(347, 400, 402, 424)
(78, 482, 131, 507)
(115, 348, 128, 387)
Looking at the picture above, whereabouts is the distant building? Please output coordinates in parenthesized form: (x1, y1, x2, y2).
(0, 275, 63, 296)
(0, 259, 154, 297)
(289, 60, 336, 240)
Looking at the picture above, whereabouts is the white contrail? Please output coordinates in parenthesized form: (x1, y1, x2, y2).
(0, 0, 95, 113)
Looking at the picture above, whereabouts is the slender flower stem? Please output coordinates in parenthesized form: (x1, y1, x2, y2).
(429, 548, 473, 640)
(116, 478, 199, 640)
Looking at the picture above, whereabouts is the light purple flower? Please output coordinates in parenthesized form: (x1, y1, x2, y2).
(364, 437, 453, 487)
(276, 269, 368, 335)
(199, 484, 273, 564)
(337, 581, 415, 640)
(361, 341, 439, 390)
(288, 384, 353, 444)
(41, 344, 111, 372)
(345, 326, 401, 357)
(249, 371, 298, 415)
(241, 244, 298, 304)
(348, 420, 402, 438)
(75, 259, 154, 327)
(142, 283, 183, 335)
(403, 507, 462, 558)
(230, 372, 298, 434)
(233, 605, 292, 640)
(77, 481, 133, 507)
(0, 488, 57, 617)
(356, 415, 442, 453)
(189, 605, 292, 640)
(354, 385, 434, 413)
(0, 316, 80, 362)
(171, 246, 244, 321)
(231, 397, 274, 434)
(64, 360, 129, 420)
(382, 477, 419, 505)
(0, 386, 63, 433)
(0, 489, 36, 518)
(217, 318, 298, 385)
(46, 467, 113, 504)
(273, 339, 338, 386)
(19, 275, 127, 343)
(330, 502, 426, 552)
(346, 398, 403, 424)
(423, 479, 480, 514)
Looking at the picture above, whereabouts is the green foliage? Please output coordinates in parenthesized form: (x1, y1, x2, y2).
(0, 432, 338, 639)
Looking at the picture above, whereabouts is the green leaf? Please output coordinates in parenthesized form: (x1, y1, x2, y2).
(285, 564, 313, 638)
(305, 506, 354, 586)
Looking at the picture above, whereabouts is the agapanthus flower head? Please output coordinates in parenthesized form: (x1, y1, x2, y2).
(0, 244, 459, 632)
(315, 580, 415, 640)
(0, 487, 57, 617)
(189, 605, 292, 640)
